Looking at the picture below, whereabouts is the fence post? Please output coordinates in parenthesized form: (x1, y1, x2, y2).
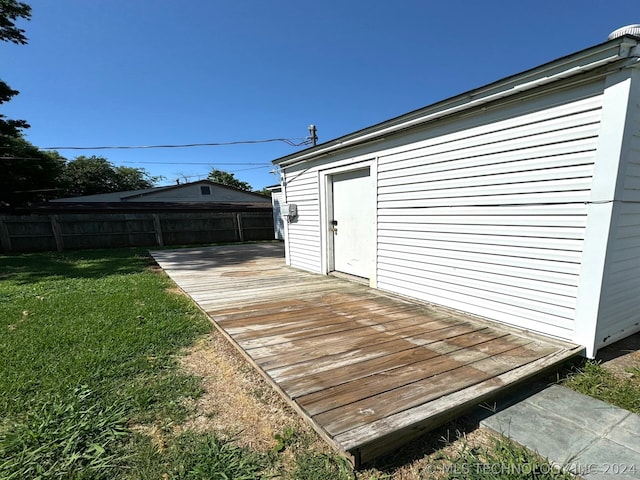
(124, 213, 135, 247)
(50, 215, 64, 252)
(0, 216, 12, 252)
(152, 214, 164, 246)
(235, 213, 245, 242)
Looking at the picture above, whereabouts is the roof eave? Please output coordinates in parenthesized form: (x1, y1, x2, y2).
(273, 36, 639, 168)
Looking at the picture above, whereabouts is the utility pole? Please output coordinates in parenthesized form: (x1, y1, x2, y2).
(308, 124, 318, 147)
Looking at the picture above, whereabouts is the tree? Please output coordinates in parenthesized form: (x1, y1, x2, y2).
(207, 168, 252, 191)
(253, 187, 272, 197)
(0, 79, 64, 205)
(60, 156, 158, 197)
(0, 137, 65, 205)
(0, 0, 31, 44)
(115, 165, 161, 191)
(61, 156, 120, 196)
(0, 1, 54, 206)
(0, 80, 29, 137)
(0, 0, 31, 137)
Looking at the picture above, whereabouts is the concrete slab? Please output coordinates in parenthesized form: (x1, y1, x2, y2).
(605, 413, 640, 455)
(480, 396, 598, 466)
(574, 438, 640, 479)
(480, 385, 640, 478)
(523, 385, 630, 436)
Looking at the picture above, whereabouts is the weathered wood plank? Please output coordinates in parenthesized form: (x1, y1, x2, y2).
(151, 244, 583, 467)
(266, 330, 474, 384)
(335, 345, 584, 464)
(268, 323, 491, 384)
(213, 293, 381, 323)
(199, 283, 360, 309)
(232, 305, 435, 347)
(314, 343, 553, 437)
(188, 278, 333, 296)
(209, 298, 313, 319)
(0, 217, 12, 252)
(280, 326, 497, 398)
(298, 335, 535, 417)
(222, 297, 415, 334)
(250, 315, 461, 365)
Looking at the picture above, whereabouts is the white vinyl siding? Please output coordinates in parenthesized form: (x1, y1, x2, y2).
(376, 94, 604, 341)
(596, 83, 640, 347)
(283, 166, 322, 273)
(271, 189, 284, 240)
(131, 183, 270, 203)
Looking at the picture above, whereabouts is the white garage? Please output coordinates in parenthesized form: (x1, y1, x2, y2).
(272, 28, 640, 358)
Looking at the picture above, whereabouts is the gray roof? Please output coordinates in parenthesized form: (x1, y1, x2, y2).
(51, 179, 270, 203)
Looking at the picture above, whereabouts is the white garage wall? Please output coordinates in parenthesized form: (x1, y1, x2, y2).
(596, 68, 640, 349)
(283, 166, 323, 272)
(375, 93, 604, 341)
(282, 77, 618, 344)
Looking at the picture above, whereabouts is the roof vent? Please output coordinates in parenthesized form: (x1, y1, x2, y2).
(608, 24, 640, 40)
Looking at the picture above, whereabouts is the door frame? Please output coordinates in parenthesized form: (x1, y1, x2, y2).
(318, 158, 378, 288)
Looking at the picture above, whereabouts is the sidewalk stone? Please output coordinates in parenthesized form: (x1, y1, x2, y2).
(480, 385, 640, 478)
(575, 439, 640, 479)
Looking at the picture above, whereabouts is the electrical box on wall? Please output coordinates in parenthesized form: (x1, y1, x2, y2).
(281, 203, 297, 218)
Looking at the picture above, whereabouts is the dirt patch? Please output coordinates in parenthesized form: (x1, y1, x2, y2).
(167, 331, 546, 479)
(597, 331, 640, 377)
(131, 424, 167, 453)
(177, 333, 316, 452)
(147, 259, 163, 273)
(358, 424, 498, 479)
(165, 286, 188, 297)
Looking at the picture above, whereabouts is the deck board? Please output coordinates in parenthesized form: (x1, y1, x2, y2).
(276, 326, 494, 396)
(151, 243, 583, 465)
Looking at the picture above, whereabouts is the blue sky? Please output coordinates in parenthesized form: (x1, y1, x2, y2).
(2, 1, 636, 190)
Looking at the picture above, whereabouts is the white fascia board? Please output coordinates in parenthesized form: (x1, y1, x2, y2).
(275, 37, 638, 169)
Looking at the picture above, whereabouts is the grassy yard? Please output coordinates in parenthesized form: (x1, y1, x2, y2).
(0, 247, 577, 479)
(0, 248, 219, 479)
(562, 359, 640, 414)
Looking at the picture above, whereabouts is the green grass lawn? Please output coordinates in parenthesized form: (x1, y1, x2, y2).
(0, 248, 356, 479)
(0, 248, 239, 479)
(562, 360, 640, 414)
(0, 248, 576, 480)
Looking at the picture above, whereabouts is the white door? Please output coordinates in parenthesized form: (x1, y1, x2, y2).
(331, 168, 374, 278)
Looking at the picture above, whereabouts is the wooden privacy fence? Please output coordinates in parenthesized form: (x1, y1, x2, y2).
(0, 211, 275, 253)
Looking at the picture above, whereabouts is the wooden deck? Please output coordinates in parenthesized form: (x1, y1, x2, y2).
(151, 243, 583, 465)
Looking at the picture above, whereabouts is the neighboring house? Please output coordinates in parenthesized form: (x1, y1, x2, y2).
(272, 27, 640, 358)
(51, 179, 271, 204)
(3, 179, 275, 253)
(266, 184, 284, 240)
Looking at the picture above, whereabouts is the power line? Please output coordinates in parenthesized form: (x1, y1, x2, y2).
(0, 157, 274, 166)
(124, 161, 271, 166)
(233, 165, 275, 172)
(39, 137, 313, 150)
